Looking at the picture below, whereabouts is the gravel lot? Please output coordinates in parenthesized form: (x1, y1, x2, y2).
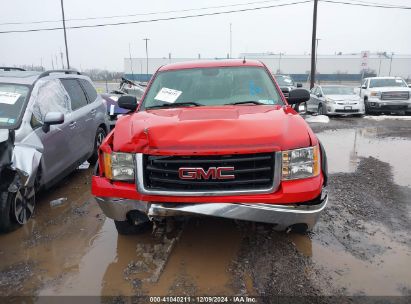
(0, 115, 410, 302)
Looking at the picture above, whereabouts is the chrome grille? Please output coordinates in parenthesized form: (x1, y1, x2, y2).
(381, 91, 409, 100)
(136, 152, 281, 196)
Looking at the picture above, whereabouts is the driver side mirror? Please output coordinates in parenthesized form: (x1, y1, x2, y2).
(42, 112, 64, 133)
(287, 88, 310, 105)
(118, 95, 138, 111)
(316, 92, 323, 98)
(361, 85, 367, 89)
(296, 83, 303, 88)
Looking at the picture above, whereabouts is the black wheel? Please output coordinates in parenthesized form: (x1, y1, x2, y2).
(318, 103, 325, 115)
(364, 99, 372, 115)
(88, 127, 106, 165)
(0, 186, 35, 233)
(114, 211, 152, 235)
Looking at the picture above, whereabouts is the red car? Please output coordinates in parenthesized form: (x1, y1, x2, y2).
(92, 60, 328, 235)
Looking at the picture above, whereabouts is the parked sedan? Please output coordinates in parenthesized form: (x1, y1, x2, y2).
(307, 85, 365, 116)
(0, 69, 109, 232)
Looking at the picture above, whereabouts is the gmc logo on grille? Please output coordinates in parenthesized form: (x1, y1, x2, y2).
(178, 167, 235, 180)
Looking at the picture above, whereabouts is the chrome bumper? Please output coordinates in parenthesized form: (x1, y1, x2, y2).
(95, 192, 328, 231)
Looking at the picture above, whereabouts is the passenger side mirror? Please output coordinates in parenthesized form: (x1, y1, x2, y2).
(118, 95, 138, 111)
(42, 112, 64, 133)
(296, 83, 303, 88)
(287, 88, 310, 105)
(316, 92, 323, 98)
(361, 85, 367, 89)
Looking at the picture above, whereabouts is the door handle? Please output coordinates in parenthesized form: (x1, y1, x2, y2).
(69, 121, 77, 128)
(90, 109, 96, 115)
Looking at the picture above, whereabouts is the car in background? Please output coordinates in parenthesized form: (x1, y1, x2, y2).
(359, 77, 411, 115)
(307, 85, 364, 116)
(0, 69, 109, 232)
(273, 74, 303, 99)
(101, 77, 145, 129)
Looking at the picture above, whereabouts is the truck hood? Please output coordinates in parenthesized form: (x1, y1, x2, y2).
(112, 106, 314, 154)
(369, 87, 411, 92)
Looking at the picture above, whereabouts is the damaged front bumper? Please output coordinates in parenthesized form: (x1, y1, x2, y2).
(95, 190, 328, 231)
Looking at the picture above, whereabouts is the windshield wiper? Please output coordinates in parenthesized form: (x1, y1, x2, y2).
(226, 101, 266, 105)
(145, 102, 202, 109)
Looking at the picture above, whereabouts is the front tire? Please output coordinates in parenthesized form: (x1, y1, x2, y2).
(0, 186, 35, 233)
(114, 220, 152, 235)
(88, 127, 106, 165)
(318, 103, 326, 115)
(114, 211, 152, 235)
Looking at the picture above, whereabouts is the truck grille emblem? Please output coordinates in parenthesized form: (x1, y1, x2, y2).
(178, 167, 235, 180)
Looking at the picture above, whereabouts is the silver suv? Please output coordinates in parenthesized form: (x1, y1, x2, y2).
(0, 69, 108, 232)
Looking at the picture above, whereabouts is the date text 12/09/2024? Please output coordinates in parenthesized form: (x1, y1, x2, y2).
(149, 296, 257, 303)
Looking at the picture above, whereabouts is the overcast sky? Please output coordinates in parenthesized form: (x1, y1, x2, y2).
(0, 0, 410, 71)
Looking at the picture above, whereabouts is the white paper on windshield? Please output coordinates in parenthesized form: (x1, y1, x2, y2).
(395, 79, 403, 83)
(154, 88, 182, 103)
(109, 104, 115, 115)
(0, 91, 21, 105)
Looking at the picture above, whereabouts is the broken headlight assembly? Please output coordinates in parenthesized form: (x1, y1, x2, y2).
(282, 145, 320, 180)
(103, 152, 135, 182)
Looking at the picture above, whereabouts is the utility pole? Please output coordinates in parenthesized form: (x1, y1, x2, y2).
(378, 52, 382, 76)
(278, 52, 284, 74)
(128, 43, 135, 80)
(143, 38, 150, 79)
(310, 0, 318, 89)
(389, 52, 394, 76)
(60, 49, 64, 69)
(315, 38, 321, 81)
(229, 23, 233, 58)
(60, 0, 70, 69)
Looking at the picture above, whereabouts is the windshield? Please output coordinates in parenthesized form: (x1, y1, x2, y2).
(274, 75, 295, 87)
(322, 86, 355, 95)
(0, 83, 30, 129)
(369, 78, 407, 88)
(141, 67, 283, 109)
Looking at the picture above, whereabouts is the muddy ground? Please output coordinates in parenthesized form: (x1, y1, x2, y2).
(0, 115, 410, 302)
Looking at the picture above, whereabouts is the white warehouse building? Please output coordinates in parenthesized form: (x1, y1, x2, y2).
(124, 53, 411, 83)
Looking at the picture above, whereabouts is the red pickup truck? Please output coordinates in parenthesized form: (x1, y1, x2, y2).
(92, 60, 328, 235)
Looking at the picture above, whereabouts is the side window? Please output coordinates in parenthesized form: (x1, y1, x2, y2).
(61, 79, 88, 111)
(31, 79, 71, 127)
(79, 79, 97, 102)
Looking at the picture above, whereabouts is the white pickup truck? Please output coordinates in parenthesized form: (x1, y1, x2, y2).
(359, 77, 411, 114)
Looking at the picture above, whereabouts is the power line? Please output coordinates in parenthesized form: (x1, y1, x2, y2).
(0, 0, 292, 26)
(0, 1, 312, 34)
(320, 0, 411, 9)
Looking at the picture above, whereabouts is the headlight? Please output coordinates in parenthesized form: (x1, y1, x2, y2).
(103, 152, 135, 181)
(370, 91, 381, 98)
(282, 146, 320, 180)
(325, 97, 335, 104)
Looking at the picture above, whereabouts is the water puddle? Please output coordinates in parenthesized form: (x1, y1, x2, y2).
(316, 128, 411, 187)
(289, 224, 411, 296)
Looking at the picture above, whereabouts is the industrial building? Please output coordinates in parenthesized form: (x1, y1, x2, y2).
(124, 52, 411, 83)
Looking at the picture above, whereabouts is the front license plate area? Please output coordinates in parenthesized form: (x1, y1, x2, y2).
(344, 106, 352, 110)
